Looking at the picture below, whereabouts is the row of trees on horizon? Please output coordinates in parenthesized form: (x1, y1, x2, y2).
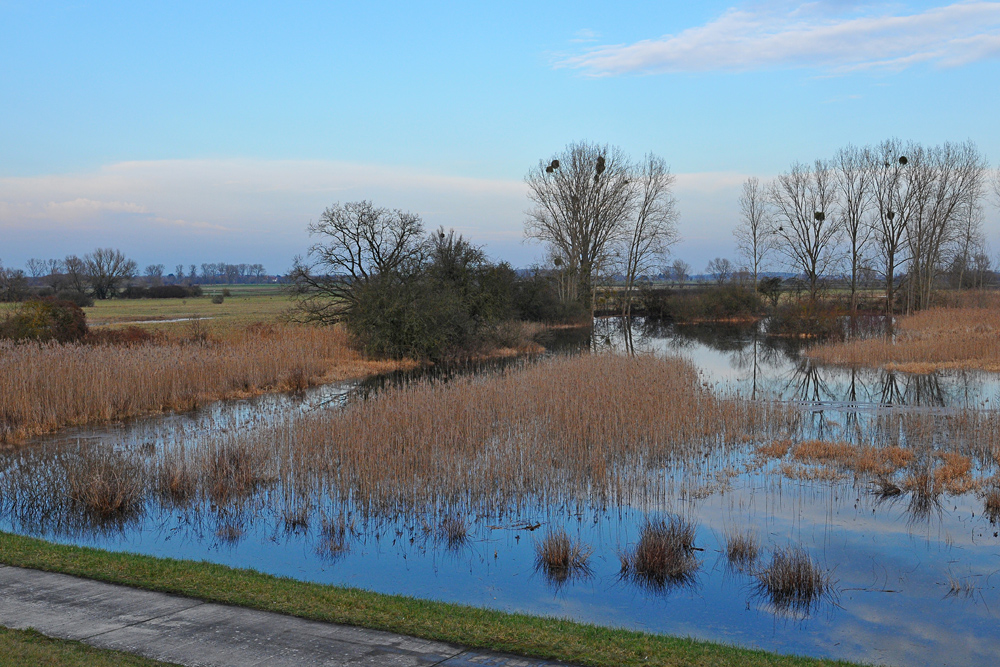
(0, 251, 273, 303)
(524, 139, 1000, 315)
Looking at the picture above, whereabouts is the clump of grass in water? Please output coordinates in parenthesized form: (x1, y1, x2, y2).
(621, 516, 699, 590)
(945, 573, 981, 600)
(534, 529, 592, 583)
(724, 529, 759, 571)
(438, 515, 467, 549)
(66, 450, 145, 521)
(157, 455, 196, 507)
(203, 443, 268, 504)
(872, 476, 902, 499)
(316, 513, 350, 558)
(755, 546, 831, 615)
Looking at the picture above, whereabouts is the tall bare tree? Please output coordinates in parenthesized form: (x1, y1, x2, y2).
(733, 176, 773, 289)
(63, 255, 89, 294)
(904, 141, 986, 312)
(25, 258, 47, 280)
(833, 145, 874, 311)
(145, 264, 165, 286)
(525, 142, 635, 312)
(617, 153, 679, 317)
(289, 200, 424, 324)
(85, 248, 137, 299)
(671, 258, 690, 287)
(769, 160, 842, 301)
(869, 140, 914, 314)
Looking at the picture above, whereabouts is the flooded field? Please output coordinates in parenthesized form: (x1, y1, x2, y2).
(3, 319, 999, 667)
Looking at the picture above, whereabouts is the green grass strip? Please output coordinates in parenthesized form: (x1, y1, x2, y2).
(0, 532, 864, 667)
(0, 626, 179, 667)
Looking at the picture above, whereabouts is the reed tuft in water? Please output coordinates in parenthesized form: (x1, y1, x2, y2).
(755, 546, 831, 614)
(535, 529, 592, 582)
(622, 515, 699, 589)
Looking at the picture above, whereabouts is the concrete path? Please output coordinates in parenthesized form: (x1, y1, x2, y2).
(0, 565, 574, 666)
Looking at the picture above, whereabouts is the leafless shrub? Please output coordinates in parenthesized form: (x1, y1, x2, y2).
(534, 529, 592, 583)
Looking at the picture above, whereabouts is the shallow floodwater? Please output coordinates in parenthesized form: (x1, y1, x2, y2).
(4, 320, 1000, 667)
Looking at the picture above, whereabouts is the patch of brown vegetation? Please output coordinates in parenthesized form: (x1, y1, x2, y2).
(804, 299, 1000, 372)
(0, 324, 412, 443)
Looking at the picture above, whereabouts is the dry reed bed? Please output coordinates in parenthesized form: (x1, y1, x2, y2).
(0, 324, 401, 443)
(0, 354, 797, 531)
(805, 304, 1000, 372)
(244, 353, 796, 516)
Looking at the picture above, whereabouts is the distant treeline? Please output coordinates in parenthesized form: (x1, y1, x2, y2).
(0, 250, 274, 303)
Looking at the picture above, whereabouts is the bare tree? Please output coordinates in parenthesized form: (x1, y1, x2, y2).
(734, 176, 773, 290)
(43, 258, 66, 291)
(145, 264, 165, 286)
(671, 258, 690, 287)
(869, 140, 918, 314)
(25, 258, 47, 280)
(833, 145, 875, 311)
(174, 265, 185, 283)
(525, 142, 635, 312)
(0, 259, 29, 302)
(706, 257, 734, 284)
(63, 255, 90, 295)
(617, 153, 679, 317)
(904, 141, 986, 311)
(769, 160, 842, 301)
(85, 248, 137, 299)
(290, 200, 424, 324)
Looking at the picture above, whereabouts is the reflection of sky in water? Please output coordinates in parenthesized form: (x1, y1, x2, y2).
(7, 321, 1000, 667)
(13, 469, 1000, 667)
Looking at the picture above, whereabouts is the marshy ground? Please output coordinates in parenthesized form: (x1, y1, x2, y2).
(2, 302, 1000, 666)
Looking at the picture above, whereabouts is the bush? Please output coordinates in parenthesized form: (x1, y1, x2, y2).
(512, 271, 589, 323)
(637, 284, 763, 322)
(54, 290, 95, 307)
(767, 299, 847, 338)
(121, 284, 149, 299)
(148, 285, 196, 299)
(0, 298, 88, 343)
(211, 294, 225, 304)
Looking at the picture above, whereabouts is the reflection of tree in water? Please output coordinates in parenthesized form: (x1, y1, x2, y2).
(577, 317, 986, 411)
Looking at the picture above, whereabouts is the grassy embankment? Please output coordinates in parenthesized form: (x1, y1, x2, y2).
(0, 533, 862, 667)
(806, 293, 1000, 373)
(0, 290, 412, 444)
(0, 626, 179, 667)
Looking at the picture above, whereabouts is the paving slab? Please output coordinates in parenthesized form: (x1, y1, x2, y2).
(0, 565, 575, 667)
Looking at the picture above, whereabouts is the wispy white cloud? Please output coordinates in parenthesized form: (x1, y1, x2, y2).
(558, 1, 1000, 75)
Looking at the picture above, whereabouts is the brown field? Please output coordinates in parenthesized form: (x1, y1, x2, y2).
(0, 323, 409, 444)
(805, 296, 1000, 372)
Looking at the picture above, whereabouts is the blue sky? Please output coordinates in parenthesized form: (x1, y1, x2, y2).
(1, 1, 998, 274)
